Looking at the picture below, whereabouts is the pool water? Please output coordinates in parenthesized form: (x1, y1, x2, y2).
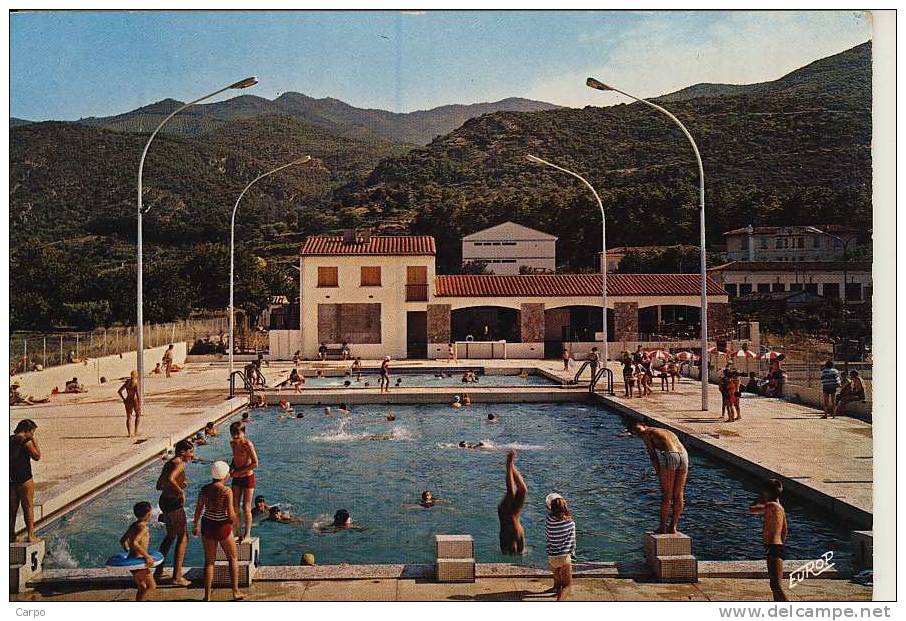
(294, 371, 557, 389)
(42, 403, 853, 569)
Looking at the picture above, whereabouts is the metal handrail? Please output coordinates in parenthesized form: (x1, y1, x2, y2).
(229, 369, 254, 399)
(591, 367, 615, 395)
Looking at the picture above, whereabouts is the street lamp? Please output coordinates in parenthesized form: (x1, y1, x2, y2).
(805, 226, 855, 371)
(136, 77, 258, 406)
(525, 154, 608, 365)
(229, 156, 312, 379)
(586, 77, 709, 411)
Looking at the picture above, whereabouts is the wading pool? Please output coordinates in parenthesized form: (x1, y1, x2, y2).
(42, 402, 853, 569)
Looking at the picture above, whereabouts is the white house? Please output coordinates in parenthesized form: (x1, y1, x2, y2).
(708, 260, 872, 303)
(723, 225, 860, 262)
(462, 221, 557, 275)
(271, 231, 730, 360)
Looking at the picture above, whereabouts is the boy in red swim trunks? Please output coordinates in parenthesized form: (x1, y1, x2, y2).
(229, 421, 259, 542)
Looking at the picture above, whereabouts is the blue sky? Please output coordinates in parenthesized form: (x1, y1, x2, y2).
(10, 10, 871, 120)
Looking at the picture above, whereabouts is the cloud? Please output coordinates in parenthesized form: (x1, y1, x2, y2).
(524, 11, 871, 108)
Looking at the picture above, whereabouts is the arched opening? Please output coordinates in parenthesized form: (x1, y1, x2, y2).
(451, 306, 521, 342)
(544, 305, 614, 357)
(639, 305, 701, 339)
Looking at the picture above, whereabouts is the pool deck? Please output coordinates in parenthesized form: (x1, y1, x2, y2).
(13, 564, 871, 602)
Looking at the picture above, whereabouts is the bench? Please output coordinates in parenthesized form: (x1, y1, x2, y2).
(319, 345, 349, 361)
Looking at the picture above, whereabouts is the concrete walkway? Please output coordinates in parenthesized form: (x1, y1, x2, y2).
(12, 575, 870, 602)
(563, 364, 872, 526)
(10, 365, 247, 528)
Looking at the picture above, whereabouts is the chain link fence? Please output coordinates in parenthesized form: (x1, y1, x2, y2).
(10, 316, 230, 374)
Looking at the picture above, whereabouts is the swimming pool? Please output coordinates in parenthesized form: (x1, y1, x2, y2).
(289, 371, 559, 389)
(42, 403, 853, 569)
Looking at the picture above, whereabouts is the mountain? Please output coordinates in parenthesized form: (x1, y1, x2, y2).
(75, 93, 561, 145)
(10, 117, 32, 127)
(658, 41, 871, 102)
(334, 42, 872, 272)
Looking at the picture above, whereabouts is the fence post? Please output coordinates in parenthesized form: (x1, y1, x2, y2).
(76, 333, 79, 358)
(60, 335, 64, 365)
(104, 328, 108, 356)
(23, 339, 27, 371)
(43, 338, 46, 369)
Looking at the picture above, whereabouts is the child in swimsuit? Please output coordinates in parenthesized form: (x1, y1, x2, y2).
(193, 461, 245, 601)
(229, 421, 259, 542)
(749, 479, 789, 601)
(119, 501, 157, 601)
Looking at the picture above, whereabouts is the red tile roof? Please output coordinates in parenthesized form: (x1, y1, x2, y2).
(434, 274, 726, 297)
(723, 225, 858, 236)
(301, 235, 436, 256)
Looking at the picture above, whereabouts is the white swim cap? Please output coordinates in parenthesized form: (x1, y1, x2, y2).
(545, 492, 564, 510)
(211, 460, 230, 480)
(383, 355, 391, 361)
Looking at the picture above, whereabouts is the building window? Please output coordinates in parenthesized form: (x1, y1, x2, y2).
(845, 283, 862, 301)
(406, 266, 428, 302)
(823, 283, 840, 299)
(317, 266, 338, 287)
(739, 283, 753, 295)
(789, 283, 803, 291)
(772, 283, 786, 292)
(804, 283, 819, 295)
(757, 283, 771, 293)
(725, 283, 738, 297)
(360, 266, 381, 287)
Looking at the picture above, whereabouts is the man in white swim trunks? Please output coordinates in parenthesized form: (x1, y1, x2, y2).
(630, 421, 689, 534)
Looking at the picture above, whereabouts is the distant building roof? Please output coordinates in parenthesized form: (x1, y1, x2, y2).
(434, 273, 726, 297)
(462, 221, 557, 241)
(301, 235, 436, 256)
(709, 260, 871, 273)
(723, 225, 859, 236)
(603, 245, 698, 256)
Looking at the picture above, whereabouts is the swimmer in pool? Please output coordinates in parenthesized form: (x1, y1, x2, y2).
(338, 403, 351, 415)
(266, 506, 304, 524)
(458, 441, 485, 449)
(252, 495, 270, 518)
(278, 400, 293, 414)
(498, 450, 527, 555)
(419, 490, 450, 508)
(324, 407, 332, 416)
(295, 412, 304, 419)
(451, 396, 462, 409)
(386, 413, 396, 421)
(395, 378, 402, 387)
(487, 413, 498, 423)
(315, 509, 365, 533)
(343, 380, 352, 387)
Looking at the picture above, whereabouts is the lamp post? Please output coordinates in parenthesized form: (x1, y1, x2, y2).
(805, 226, 855, 372)
(525, 154, 608, 365)
(136, 77, 258, 406)
(586, 77, 709, 411)
(229, 156, 311, 379)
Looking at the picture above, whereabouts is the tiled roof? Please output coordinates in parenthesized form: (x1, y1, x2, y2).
(434, 274, 726, 297)
(604, 245, 698, 256)
(301, 236, 436, 256)
(709, 261, 871, 273)
(723, 225, 859, 236)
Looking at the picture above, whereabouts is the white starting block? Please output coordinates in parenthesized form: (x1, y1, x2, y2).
(435, 535, 475, 583)
(216, 536, 260, 564)
(643, 532, 697, 583)
(10, 540, 45, 593)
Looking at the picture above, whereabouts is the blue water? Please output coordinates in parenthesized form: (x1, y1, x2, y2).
(41, 403, 853, 569)
(295, 371, 557, 389)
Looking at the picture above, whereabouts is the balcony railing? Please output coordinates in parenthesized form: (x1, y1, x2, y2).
(405, 284, 429, 302)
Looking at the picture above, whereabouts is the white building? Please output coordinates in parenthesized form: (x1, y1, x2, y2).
(723, 225, 860, 262)
(273, 232, 730, 360)
(462, 221, 557, 275)
(708, 260, 872, 303)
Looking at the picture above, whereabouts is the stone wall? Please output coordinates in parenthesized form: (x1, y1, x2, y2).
(544, 308, 570, 342)
(426, 304, 451, 344)
(614, 302, 639, 341)
(707, 302, 731, 338)
(520, 303, 545, 343)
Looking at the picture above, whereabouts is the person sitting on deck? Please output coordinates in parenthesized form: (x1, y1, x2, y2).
(64, 377, 87, 393)
(318, 343, 328, 361)
(834, 370, 866, 417)
(341, 342, 350, 360)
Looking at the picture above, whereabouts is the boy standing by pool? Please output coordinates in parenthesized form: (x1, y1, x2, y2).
(749, 479, 789, 601)
(630, 421, 689, 534)
(229, 422, 259, 542)
(162, 344, 174, 378)
(155, 439, 194, 586)
(119, 501, 157, 601)
(379, 356, 391, 393)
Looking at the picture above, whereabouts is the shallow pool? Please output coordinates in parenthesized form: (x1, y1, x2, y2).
(42, 403, 853, 569)
(294, 371, 558, 389)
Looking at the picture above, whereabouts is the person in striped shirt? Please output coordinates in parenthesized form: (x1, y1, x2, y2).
(545, 493, 576, 601)
(819, 360, 842, 419)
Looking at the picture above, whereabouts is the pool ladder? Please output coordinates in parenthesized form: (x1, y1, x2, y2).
(573, 361, 614, 395)
(229, 369, 255, 400)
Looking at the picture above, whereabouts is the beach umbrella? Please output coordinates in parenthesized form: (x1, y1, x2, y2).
(730, 348, 757, 372)
(759, 350, 783, 360)
(647, 349, 670, 359)
(676, 351, 694, 361)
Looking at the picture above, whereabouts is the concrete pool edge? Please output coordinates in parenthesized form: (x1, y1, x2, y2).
(24, 560, 851, 589)
(593, 393, 873, 530)
(28, 396, 248, 535)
